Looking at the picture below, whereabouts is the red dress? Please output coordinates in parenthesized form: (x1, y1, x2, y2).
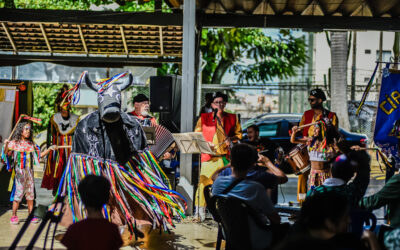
(41, 113, 79, 192)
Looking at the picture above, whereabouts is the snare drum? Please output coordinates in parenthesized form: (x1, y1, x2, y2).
(286, 145, 310, 175)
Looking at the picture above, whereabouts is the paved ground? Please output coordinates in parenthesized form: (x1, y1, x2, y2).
(0, 166, 219, 250)
(0, 207, 218, 249)
(0, 158, 387, 249)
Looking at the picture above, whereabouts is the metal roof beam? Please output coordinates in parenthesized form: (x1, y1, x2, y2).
(0, 54, 181, 67)
(1, 22, 18, 54)
(0, 9, 183, 26)
(198, 14, 400, 31)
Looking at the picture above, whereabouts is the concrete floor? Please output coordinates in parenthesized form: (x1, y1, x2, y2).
(0, 166, 219, 249)
(0, 160, 387, 249)
(0, 208, 218, 249)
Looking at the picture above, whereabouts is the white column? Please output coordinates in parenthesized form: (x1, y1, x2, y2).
(177, 0, 196, 214)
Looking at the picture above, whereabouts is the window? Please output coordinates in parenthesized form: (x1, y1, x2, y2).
(258, 123, 279, 137)
(365, 49, 371, 54)
(376, 50, 392, 62)
(364, 77, 370, 83)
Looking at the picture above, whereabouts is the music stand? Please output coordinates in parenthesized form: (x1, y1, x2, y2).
(142, 126, 156, 145)
(172, 132, 214, 220)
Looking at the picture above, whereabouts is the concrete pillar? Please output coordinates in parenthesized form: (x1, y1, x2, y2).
(177, 0, 196, 215)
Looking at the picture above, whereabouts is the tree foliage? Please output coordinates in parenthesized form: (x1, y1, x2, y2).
(32, 83, 60, 133)
(1, 0, 112, 9)
(0, 0, 169, 11)
(201, 28, 307, 84)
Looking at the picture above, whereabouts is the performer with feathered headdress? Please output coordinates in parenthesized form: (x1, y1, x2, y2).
(41, 84, 80, 195)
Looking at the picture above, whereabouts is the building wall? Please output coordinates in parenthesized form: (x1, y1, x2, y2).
(313, 31, 395, 101)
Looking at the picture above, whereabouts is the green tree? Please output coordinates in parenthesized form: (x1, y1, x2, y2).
(1, 0, 168, 11)
(201, 28, 307, 84)
(32, 83, 61, 133)
(6, 0, 111, 10)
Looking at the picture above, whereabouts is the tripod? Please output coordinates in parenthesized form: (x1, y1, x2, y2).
(10, 195, 66, 250)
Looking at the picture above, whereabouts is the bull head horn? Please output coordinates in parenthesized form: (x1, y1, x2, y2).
(117, 72, 133, 91)
(84, 71, 100, 92)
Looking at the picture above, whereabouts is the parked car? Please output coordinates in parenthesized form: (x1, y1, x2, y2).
(242, 113, 368, 154)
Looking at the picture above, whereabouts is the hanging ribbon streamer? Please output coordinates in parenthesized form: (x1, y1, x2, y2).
(375, 148, 393, 172)
(356, 62, 379, 116)
(57, 150, 186, 236)
(97, 71, 128, 94)
(21, 114, 42, 125)
(61, 71, 87, 107)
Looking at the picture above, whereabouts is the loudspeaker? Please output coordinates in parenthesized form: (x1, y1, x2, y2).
(150, 75, 181, 132)
(150, 76, 173, 112)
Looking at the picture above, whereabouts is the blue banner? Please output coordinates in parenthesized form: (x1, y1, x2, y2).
(374, 65, 400, 166)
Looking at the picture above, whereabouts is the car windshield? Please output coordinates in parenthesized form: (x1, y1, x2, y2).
(259, 123, 279, 137)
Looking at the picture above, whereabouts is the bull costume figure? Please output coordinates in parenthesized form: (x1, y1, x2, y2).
(57, 72, 186, 239)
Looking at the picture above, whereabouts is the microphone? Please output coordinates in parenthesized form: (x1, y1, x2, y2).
(212, 108, 218, 122)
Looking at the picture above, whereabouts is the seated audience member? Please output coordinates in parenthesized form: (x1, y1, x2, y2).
(278, 192, 380, 250)
(359, 170, 400, 228)
(61, 175, 123, 250)
(212, 143, 281, 249)
(307, 152, 370, 209)
(384, 227, 400, 250)
(211, 148, 288, 203)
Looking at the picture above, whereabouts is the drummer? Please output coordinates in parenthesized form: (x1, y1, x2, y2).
(244, 125, 282, 164)
(291, 120, 339, 192)
(295, 89, 339, 201)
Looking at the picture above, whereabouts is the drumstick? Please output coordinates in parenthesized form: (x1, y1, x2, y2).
(258, 149, 269, 154)
(298, 122, 319, 130)
(56, 145, 72, 149)
(350, 146, 379, 151)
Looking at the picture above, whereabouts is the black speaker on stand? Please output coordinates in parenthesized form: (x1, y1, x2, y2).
(150, 75, 181, 133)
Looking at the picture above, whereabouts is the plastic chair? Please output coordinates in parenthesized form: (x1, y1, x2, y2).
(204, 185, 224, 250)
(350, 209, 377, 238)
(215, 196, 273, 250)
(215, 196, 252, 250)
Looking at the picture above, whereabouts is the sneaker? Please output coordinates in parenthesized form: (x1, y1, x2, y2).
(10, 216, 19, 224)
(31, 217, 40, 224)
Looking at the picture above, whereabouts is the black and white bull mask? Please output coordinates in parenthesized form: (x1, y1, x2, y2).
(84, 72, 133, 123)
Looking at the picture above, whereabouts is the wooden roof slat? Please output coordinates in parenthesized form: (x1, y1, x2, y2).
(1, 22, 18, 53)
(351, 2, 374, 17)
(39, 23, 52, 53)
(159, 26, 164, 56)
(77, 24, 88, 54)
(301, 0, 325, 16)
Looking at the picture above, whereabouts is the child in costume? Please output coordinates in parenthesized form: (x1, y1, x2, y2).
(2, 121, 56, 224)
(291, 119, 339, 191)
